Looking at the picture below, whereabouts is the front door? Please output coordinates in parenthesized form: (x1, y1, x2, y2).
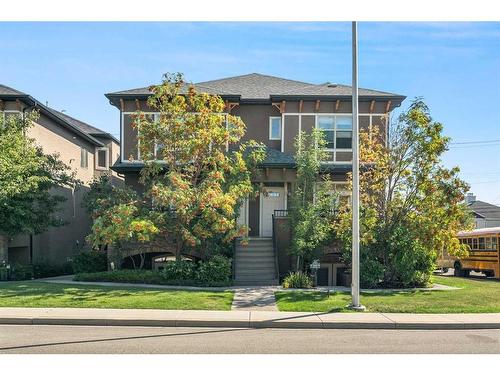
(260, 187, 286, 237)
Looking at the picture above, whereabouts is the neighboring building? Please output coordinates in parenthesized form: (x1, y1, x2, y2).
(0, 84, 121, 266)
(466, 193, 500, 229)
(106, 73, 406, 285)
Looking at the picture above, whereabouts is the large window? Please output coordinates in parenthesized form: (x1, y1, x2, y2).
(316, 115, 353, 163)
(269, 117, 282, 140)
(95, 147, 109, 170)
(80, 147, 88, 168)
(317, 115, 352, 149)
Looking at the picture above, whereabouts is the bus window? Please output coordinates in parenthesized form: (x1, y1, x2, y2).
(493, 237, 498, 251)
(468, 238, 473, 248)
(486, 237, 492, 250)
(479, 237, 485, 250)
(472, 238, 478, 250)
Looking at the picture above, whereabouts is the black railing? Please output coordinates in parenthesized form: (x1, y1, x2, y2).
(272, 209, 290, 282)
(271, 213, 279, 282)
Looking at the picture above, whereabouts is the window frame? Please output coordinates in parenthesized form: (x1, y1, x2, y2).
(269, 116, 282, 141)
(80, 147, 89, 169)
(316, 115, 353, 164)
(95, 147, 109, 170)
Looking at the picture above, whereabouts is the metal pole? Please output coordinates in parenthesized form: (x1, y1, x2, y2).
(350, 21, 365, 311)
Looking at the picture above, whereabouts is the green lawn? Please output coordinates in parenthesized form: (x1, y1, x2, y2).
(0, 281, 234, 311)
(275, 275, 500, 313)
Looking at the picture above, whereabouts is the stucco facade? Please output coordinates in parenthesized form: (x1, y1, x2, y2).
(1, 84, 121, 266)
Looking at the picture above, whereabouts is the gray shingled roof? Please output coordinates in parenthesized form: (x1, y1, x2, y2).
(106, 73, 405, 101)
(260, 147, 296, 167)
(107, 82, 236, 97)
(1, 83, 114, 146)
(278, 82, 402, 98)
(0, 84, 27, 96)
(52, 109, 119, 143)
(468, 200, 500, 219)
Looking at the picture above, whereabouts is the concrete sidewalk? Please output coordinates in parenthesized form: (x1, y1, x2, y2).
(1, 307, 500, 330)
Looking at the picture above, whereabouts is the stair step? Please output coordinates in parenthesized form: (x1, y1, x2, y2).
(235, 251, 274, 256)
(235, 248, 274, 253)
(235, 263, 276, 268)
(236, 272, 276, 277)
(235, 266, 275, 272)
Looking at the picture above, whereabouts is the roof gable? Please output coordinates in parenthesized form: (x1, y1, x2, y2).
(468, 200, 500, 219)
(1, 83, 113, 146)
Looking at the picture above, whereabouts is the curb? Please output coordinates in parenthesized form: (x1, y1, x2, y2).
(3, 317, 500, 330)
(1, 308, 500, 330)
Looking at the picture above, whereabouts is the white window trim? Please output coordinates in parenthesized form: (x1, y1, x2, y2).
(269, 116, 282, 140)
(95, 147, 109, 170)
(122, 111, 229, 162)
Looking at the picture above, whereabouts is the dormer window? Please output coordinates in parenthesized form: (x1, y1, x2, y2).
(269, 117, 282, 140)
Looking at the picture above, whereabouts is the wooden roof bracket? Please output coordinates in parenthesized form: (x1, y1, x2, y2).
(280, 100, 286, 113)
(385, 100, 392, 113)
(369, 100, 375, 113)
(282, 168, 286, 179)
(335, 99, 340, 112)
(315, 99, 320, 112)
(298, 100, 303, 113)
(16, 99, 23, 111)
(227, 102, 239, 112)
(119, 98, 125, 112)
(135, 99, 141, 111)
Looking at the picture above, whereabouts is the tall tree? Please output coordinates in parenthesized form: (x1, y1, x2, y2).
(336, 99, 473, 287)
(289, 129, 339, 270)
(0, 111, 77, 263)
(90, 73, 264, 261)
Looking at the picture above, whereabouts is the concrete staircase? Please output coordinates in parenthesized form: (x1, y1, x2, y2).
(233, 238, 279, 286)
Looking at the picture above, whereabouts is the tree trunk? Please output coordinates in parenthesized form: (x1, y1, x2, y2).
(139, 252, 145, 269)
(296, 255, 301, 272)
(175, 235, 183, 261)
(0, 233, 9, 264)
(129, 255, 137, 269)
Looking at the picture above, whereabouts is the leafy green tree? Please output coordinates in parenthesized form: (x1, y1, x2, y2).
(0, 111, 77, 263)
(337, 99, 473, 287)
(87, 202, 159, 269)
(289, 129, 339, 271)
(87, 73, 264, 262)
(82, 175, 138, 220)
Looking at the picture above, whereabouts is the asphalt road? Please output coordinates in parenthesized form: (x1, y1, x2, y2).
(0, 325, 499, 354)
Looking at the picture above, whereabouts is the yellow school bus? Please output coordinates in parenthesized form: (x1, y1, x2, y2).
(438, 227, 500, 278)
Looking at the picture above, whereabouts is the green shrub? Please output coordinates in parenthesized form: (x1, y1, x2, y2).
(161, 260, 195, 280)
(33, 262, 73, 279)
(359, 247, 385, 289)
(75, 270, 164, 284)
(9, 264, 34, 281)
(73, 251, 107, 274)
(282, 271, 313, 289)
(196, 255, 232, 284)
(74, 269, 230, 287)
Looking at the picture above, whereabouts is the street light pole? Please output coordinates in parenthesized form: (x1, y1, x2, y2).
(350, 21, 365, 311)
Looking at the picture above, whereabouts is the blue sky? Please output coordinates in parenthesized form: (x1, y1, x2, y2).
(1, 22, 499, 203)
